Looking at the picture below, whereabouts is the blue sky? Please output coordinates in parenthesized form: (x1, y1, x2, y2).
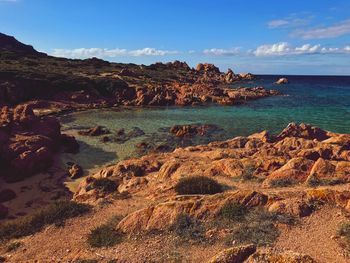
(1, 0, 350, 75)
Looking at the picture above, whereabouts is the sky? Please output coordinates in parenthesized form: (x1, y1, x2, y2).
(1, 0, 350, 75)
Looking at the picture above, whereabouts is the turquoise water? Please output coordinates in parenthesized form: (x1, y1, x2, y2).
(60, 75, 350, 174)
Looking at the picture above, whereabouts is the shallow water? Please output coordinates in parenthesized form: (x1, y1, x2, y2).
(60, 75, 350, 178)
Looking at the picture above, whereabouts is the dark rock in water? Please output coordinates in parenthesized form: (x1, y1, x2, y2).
(101, 136, 111, 143)
(60, 134, 80, 153)
(169, 123, 223, 138)
(78, 126, 110, 136)
(68, 164, 84, 179)
(0, 189, 16, 203)
(110, 127, 145, 144)
(0, 203, 9, 219)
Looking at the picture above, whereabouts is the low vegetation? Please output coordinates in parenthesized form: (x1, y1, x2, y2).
(171, 213, 204, 241)
(269, 178, 296, 188)
(0, 201, 91, 241)
(307, 175, 344, 187)
(92, 178, 118, 193)
(337, 222, 350, 256)
(219, 202, 248, 221)
(6, 241, 22, 252)
(87, 215, 124, 248)
(175, 176, 223, 195)
(220, 207, 296, 246)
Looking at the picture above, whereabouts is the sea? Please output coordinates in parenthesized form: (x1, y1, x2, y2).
(59, 75, 350, 178)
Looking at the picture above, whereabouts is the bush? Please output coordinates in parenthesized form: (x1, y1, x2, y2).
(307, 175, 345, 187)
(338, 222, 350, 253)
(338, 223, 350, 241)
(223, 208, 296, 246)
(175, 176, 222, 195)
(219, 202, 248, 221)
(171, 213, 204, 241)
(87, 215, 123, 248)
(269, 178, 296, 188)
(240, 165, 256, 181)
(6, 241, 22, 252)
(92, 178, 118, 193)
(0, 201, 91, 241)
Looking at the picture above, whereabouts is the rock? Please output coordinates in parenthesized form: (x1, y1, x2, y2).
(0, 204, 9, 219)
(196, 63, 221, 74)
(0, 104, 66, 182)
(239, 73, 256, 80)
(169, 124, 221, 138)
(246, 250, 316, 263)
(0, 189, 16, 203)
(60, 134, 80, 153)
(207, 244, 256, 263)
(68, 164, 84, 179)
(78, 126, 110, 136)
(275, 78, 289, 84)
(277, 123, 329, 141)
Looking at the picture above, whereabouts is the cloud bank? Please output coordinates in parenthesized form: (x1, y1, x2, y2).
(52, 47, 179, 59)
(253, 42, 350, 56)
(291, 19, 350, 39)
(203, 48, 240, 56)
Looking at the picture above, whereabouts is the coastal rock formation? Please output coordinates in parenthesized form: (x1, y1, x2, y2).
(0, 104, 79, 182)
(74, 123, 350, 235)
(0, 33, 277, 109)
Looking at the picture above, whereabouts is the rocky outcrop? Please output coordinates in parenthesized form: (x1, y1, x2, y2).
(208, 244, 256, 263)
(68, 164, 83, 179)
(0, 104, 79, 182)
(275, 78, 289, 84)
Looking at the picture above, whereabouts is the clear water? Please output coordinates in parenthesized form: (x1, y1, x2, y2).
(60, 75, 350, 176)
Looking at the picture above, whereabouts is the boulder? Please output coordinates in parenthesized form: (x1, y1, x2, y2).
(68, 164, 84, 179)
(208, 244, 256, 263)
(275, 78, 289, 84)
(246, 250, 316, 263)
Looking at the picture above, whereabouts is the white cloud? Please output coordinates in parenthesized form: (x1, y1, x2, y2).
(267, 14, 312, 29)
(253, 42, 350, 56)
(203, 48, 240, 56)
(291, 19, 350, 39)
(267, 19, 290, 29)
(52, 47, 178, 59)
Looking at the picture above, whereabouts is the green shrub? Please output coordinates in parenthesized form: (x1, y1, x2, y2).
(338, 222, 350, 241)
(269, 178, 296, 188)
(0, 201, 91, 241)
(223, 208, 296, 246)
(175, 176, 222, 195)
(307, 175, 345, 187)
(92, 178, 117, 193)
(87, 215, 124, 248)
(6, 241, 22, 252)
(338, 222, 350, 253)
(171, 213, 204, 241)
(219, 202, 248, 221)
(240, 165, 256, 181)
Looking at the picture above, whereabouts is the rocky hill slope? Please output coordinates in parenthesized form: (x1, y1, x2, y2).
(0, 33, 279, 108)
